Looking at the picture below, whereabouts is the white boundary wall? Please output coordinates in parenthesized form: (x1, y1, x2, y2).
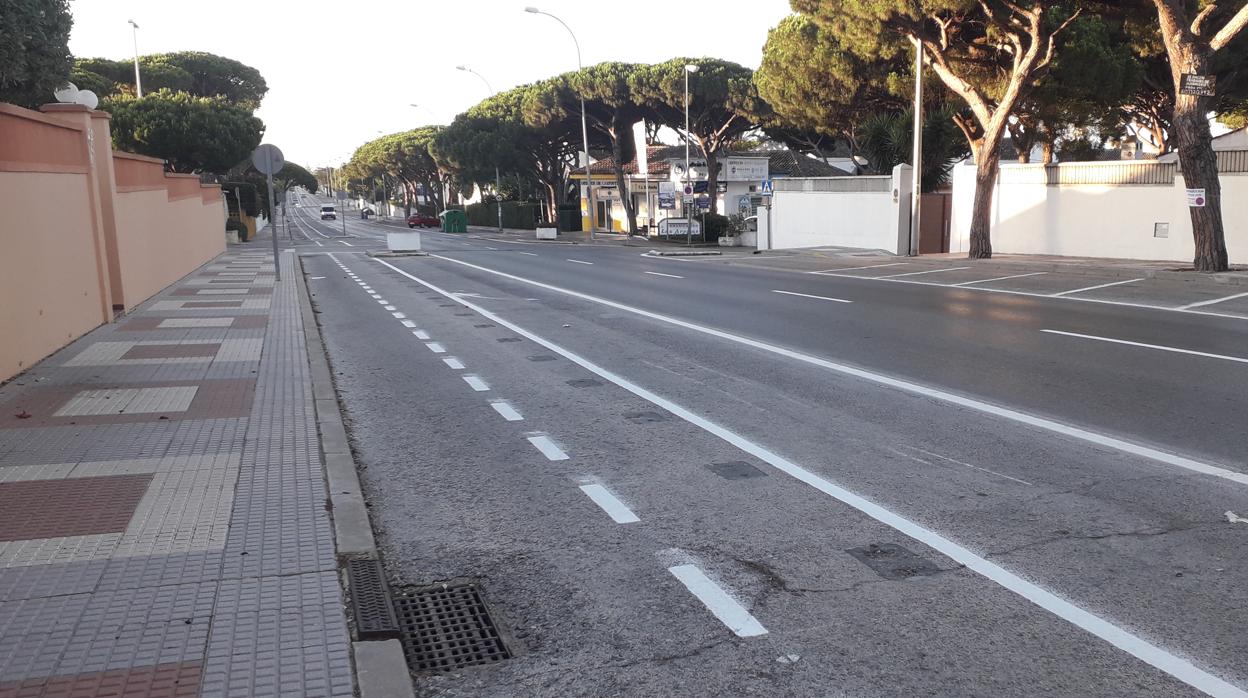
(761, 165, 912, 253)
(950, 158, 1248, 263)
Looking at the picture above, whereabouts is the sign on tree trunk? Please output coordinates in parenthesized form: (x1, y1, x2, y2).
(1180, 74, 1216, 97)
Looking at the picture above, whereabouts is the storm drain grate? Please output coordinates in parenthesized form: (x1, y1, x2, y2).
(708, 461, 767, 480)
(474, 324, 495, 328)
(528, 355, 556, 362)
(497, 337, 521, 343)
(846, 543, 942, 581)
(346, 558, 400, 641)
(392, 582, 512, 673)
(566, 378, 602, 388)
(625, 410, 668, 424)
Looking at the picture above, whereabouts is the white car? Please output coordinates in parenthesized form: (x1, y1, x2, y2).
(320, 205, 336, 220)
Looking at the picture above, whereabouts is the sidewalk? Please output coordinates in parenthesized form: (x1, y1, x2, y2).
(0, 243, 356, 695)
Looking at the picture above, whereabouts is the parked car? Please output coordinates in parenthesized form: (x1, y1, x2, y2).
(320, 205, 336, 220)
(407, 212, 439, 228)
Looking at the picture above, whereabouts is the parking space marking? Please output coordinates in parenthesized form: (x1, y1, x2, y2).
(877, 266, 972, 279)
(489, 400, 524, 421)
(668, 564, 767, 637)
(526, 434, 569, 461)
(810, 262, 908, 274)
(1042, 329, 1248, 365)
(951, 272, 1049, 287)
(578, 484, 640, 524)
(772, 290, 853, 304)
(1179, 291, 1248, 310)
(1051, 278, 1145, 297)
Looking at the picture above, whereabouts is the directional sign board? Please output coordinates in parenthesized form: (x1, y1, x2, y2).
(251, 144, 284, 175)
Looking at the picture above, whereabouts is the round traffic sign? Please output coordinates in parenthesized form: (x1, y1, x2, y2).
(251, 144, 285, 175)
(683, 185, 694, 195)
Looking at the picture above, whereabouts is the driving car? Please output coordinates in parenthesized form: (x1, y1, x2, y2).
(320, 205, 336, 220)
(407, 212, 439, 228)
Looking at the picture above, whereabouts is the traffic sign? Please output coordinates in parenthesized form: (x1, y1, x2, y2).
(760, 179, 774, 194)
(251, 144, 284, 175)
(336, 190, 348, 201)
(683, 184, 694, 196)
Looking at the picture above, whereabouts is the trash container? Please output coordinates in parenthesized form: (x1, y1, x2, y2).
(440, 209, 467, 233)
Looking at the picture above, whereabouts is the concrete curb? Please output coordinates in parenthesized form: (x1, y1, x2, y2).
(295, 255, 415, 698)
(645, 249, 723, 257)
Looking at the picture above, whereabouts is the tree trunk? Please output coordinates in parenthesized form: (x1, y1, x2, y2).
(1169, 52, 1228, 271)
(610, 137, 636, 234)
(705, 149, 720, 216)
(968, 127, 1004, 259)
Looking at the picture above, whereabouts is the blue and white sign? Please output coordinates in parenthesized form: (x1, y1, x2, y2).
(760, 179, 774, 194)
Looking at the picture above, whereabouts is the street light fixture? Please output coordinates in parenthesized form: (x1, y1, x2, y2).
(127, 20, 142, 98)
(455, 66, 503, 232)
(684, 63, 698, 245)
(524, 6, 596, 238)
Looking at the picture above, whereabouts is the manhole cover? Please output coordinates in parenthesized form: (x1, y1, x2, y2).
(846, 543, 941, 580)
(566, 378, 602, 388)
(707, 461, 767, 480)
(624, 410, 667, 423)
(474, 324, 495, 328)
(498, 338, 521, 343)
(393, 582, 512, 673)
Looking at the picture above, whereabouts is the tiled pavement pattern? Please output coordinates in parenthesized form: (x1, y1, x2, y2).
(0, 249, 353, 697)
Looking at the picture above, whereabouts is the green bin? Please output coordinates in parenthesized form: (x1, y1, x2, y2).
(440, 209, 467, 233)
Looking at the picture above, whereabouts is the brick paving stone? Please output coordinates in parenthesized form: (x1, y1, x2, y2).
(0, 247, 355, 696)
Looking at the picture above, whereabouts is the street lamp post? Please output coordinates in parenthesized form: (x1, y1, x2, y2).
(455, 66, 504, 232)
(909, 38, 924, 257)
(127, 20, 142, 98)
(524, 7, 596, 239)
(684, 63, 698, 246)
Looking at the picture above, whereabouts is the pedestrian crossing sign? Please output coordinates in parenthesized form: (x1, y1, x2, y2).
(760, 180, 773, 194)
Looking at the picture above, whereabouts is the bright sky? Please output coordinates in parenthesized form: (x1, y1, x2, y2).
(68, 0, 792, 169)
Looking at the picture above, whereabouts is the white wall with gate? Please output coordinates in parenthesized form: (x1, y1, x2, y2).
(949, 154, 1248, 263)
(760, 165, 912, 253)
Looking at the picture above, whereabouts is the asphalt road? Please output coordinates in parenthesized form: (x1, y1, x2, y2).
(292, 195, 1248, 696)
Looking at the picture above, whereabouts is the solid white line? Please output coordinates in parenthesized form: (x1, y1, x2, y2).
(413, 330, 430, 340)
(809, 262, 909, 274)
(1179, 291, 1248, 309)
(1041, 329, 1248, 365)
(418, 255, 1247, 484)
(314, 240, 324, 247)
(772, 290, 853, 304)
(425, 342, 445, 353)
(338, 240, 353, 247)
(566, 259, 594, 265)
(443, 357, 465, 370)
(392, 312, 406, 319)
(578, 484, 640, 524)
(1051, 278, 1144, 297)
(950, 272, 1049, 286)
(401, 320, 417, 328)
(489, 399, 523, 421)
(668, 564, 767, 637)
(462, 375, 490, 391)
(877, 266, 972, 279)
(644, 271, 685, 279)
(526, 434, 568, 461)
(371, 256, 1248, 697)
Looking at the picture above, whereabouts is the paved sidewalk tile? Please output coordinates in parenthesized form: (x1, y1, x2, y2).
(0, 247, 354, 696)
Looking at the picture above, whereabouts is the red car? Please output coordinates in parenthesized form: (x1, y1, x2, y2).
(407, 213, 439, 228)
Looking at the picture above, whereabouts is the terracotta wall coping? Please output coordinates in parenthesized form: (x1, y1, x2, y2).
(113, 151, 165, 165)
(39, 103, 93, 115)
(164, 173, 202, 180)
(0, 103, 84, 132)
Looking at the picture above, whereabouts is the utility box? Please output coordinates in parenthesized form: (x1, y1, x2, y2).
(440, 209, 467, 233)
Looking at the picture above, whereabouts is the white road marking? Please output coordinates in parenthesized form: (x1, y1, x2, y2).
(644, 271, 685, 279)
(310, 276, 326, 280)
(566, 259, 594, 265)
(338, 240, 353, 247)
(425, 342, 445, 353)
(401, 320, 417, 328)
(1051, 278, 1145, 297)
(376, 255, 1248, 697)
(520, 252, 539, 256)
(894, 445, 1035, 487)
(668, 564, 768, 638)
(1180, 291, 1248, 309)
(1226, 511, 1248, 524)
(314, 240, 324, 246)
(526, 434, 568, 461)
(484, 246, 499, 250)
(413, 330, 430, 340)
(384, 305, 397, 311)
(950, 272, 1049, 286)
(489, 400, 523, 421)
(462, 375, 490, 391)
(578, 484, 640, 524)
(771, 290, 853, 304)
(877, 266, 972, 279)
(443, 357, 465, 370)
(1041, 329, 1248, 364)
(809, 262, 909, 274)
(392, 312, 406, 319)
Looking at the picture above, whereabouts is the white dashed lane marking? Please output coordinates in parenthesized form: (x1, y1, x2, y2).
(462, 375, 490, 391)
(578, 483, 640, 524)
(489, 400, 523, 421)
(526, 433, 568, 461)
(668, 564, 767, 638)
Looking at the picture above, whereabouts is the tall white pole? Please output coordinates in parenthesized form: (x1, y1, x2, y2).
(685, 66, 692, 246)
(128, 20, 142, 98)
(910, 38, 924, 257)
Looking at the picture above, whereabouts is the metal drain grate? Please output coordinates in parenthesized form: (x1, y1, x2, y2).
(846, 543, 942, 580)
(346, 558, 400, 641)
(392, 583, 512, 673)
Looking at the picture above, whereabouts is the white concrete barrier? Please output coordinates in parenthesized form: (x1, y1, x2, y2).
(386, 231, 422, 252)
